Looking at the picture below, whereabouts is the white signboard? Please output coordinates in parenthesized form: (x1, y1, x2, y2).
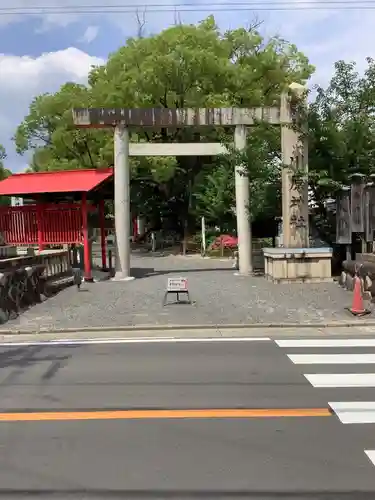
(167, 277, 188, 292)
(11, 197, 23, 207)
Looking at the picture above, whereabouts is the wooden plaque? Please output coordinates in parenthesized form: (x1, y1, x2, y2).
(351, 180, 365, 233)
(336, 190, 352, 244)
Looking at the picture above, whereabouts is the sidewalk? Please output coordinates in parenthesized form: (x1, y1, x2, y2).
(4, 254, 369, 334)
(1, 325, 375, 344)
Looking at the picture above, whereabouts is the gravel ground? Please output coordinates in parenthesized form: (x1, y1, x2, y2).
(4, 252, 368, 332)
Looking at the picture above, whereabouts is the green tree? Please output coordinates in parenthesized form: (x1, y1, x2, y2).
(195, 123, 281, 230)
(14, 16, 314, 233)
(90, 16, 313, 231)
(0, 145, 11, 205)
(0, 145, 11, 178)
(0, 145, 7, 175)
(14, 83, 104, 171)
(194, 160, 235, 231)
(308, 58, 375, 243)
(89, 16, 313, 108)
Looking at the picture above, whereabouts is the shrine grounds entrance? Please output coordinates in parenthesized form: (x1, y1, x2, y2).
(72, 83, 335, 284)
(0, 83, 332, 291)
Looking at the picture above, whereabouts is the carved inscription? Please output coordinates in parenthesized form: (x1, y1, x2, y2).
(336, 190, 352, 244)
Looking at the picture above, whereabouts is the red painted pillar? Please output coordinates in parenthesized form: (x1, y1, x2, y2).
(81, 192, 92, 281)
(99, 198, 106, 269)
(133, 216, 138, 240)
(36, 199, 44, 252)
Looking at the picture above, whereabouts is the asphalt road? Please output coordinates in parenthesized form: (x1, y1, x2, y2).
(0, 337, 375, 498)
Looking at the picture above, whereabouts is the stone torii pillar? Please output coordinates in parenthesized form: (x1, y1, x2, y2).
(234, 124, 252, 274)
(72, 107, 281, 279)
(113, 125, 132, 280)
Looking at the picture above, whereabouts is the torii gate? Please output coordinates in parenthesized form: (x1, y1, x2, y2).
(72, 83, 309, 281)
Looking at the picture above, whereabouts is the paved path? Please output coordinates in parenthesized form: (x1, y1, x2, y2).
(1, 324, 375, 343)
(0, 337, 374, 497)
(6, 253, 368, 332)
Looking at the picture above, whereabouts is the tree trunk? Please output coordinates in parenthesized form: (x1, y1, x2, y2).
(182, 218, 188, 256)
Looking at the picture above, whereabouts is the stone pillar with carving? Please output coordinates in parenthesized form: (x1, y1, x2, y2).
(280, 83, 309, 248)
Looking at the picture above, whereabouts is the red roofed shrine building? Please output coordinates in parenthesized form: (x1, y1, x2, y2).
(0, 168, 115, 281)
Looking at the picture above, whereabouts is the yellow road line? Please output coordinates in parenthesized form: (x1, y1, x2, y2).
(0, 408, 331, 422)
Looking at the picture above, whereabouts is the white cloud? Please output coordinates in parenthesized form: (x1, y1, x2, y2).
(78, 25, 99, 44)
(2, 0, 374, 77)
(0, 48, 104, 171)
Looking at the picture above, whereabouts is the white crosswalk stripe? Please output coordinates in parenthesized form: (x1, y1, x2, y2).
(365, 450, 375, 466)
(305, 373, 375, 387)
(329, 402, 375, 424)
(275, 337, 375, 468)
(276, 339, 375, 348)
(288, 353, 375, 364)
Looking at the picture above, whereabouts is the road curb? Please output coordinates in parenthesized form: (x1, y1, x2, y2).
(1, 320, 375, 335)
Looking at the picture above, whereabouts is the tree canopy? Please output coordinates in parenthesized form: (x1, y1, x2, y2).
(0, 145, 6, 173)
(307, 57, 375, 243)
(0, 145, 11, 180)
(13, 15, 314, 234)
(0, 145, 11, 205)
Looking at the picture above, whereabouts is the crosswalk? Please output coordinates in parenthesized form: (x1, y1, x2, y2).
(275, 337, 375, 468)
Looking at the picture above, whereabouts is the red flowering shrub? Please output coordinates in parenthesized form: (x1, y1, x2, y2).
(209, 234, 238, 250)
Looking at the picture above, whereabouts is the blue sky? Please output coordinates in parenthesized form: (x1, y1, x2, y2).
(0, 0, 373, 172)
(0, 15, 115, 59)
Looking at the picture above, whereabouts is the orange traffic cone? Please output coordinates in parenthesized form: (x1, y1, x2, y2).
(347, 275, 371, 316)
